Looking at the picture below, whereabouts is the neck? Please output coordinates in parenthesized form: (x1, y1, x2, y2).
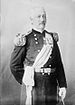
(32, 27, 45, 33)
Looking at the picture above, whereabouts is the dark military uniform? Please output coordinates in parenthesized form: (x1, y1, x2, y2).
(10, 29, 67, 105)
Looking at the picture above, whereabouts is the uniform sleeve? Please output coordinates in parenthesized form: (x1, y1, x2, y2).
(55, 42, 67, 88)
(10, 45, 26, 84)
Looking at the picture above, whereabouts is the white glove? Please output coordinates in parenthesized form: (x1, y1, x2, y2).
(59, 87, 66, 101)
(22, 66, 34, 86)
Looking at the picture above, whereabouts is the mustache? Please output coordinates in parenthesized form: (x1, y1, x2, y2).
(39, 21, 46, 25)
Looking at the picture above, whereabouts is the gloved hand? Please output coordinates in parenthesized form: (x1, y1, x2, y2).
(59, 87, 66, 101)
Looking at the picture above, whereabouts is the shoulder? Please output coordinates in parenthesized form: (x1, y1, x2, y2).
(45, 30, 59, 42)
(13, 29, 32, 46)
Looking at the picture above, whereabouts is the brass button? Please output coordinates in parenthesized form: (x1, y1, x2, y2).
(35, 38, 37, 40)
(34, 34, 36, 36)
(35, 42, 38, 44)
(38, 50, 40, 52)
(49, 65, 51, 67)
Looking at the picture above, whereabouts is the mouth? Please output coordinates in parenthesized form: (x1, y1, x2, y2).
(39, 22, 45, 25)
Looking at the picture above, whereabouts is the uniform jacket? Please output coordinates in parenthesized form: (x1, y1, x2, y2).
(10, 29, 67, 88)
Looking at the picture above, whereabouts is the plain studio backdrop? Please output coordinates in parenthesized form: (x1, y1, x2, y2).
(1, 0, 75, 105)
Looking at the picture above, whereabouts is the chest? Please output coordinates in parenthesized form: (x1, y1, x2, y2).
(27, 34, 44, 53)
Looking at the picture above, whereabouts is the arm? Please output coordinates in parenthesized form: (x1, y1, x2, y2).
(10, 45, 26, 84)
(55, 42, 67, 88)
(55, 42, 67, 100)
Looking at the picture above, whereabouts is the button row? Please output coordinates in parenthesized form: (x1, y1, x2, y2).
(34, 34, 41, 52)
(34, 34, 38, 45)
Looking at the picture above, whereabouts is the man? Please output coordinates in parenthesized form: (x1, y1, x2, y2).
(10, 7, 67, 105)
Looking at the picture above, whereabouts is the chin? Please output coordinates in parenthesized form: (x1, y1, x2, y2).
(39, 25, 45, 30)
(40, 27, 45, 31)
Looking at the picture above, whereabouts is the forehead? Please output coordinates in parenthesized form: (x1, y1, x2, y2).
(30, 7, 46, 18)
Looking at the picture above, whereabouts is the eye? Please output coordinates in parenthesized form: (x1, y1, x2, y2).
(38, 15, 41, 18)
(42, 14, 46, 18)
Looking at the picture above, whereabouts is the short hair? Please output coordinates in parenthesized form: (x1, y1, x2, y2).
(30, 6, 46, 19)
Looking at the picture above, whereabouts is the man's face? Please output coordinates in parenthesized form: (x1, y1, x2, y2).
(31, 9, 46, 31)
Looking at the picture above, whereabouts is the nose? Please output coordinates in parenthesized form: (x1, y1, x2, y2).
(40, 16, 44, 22)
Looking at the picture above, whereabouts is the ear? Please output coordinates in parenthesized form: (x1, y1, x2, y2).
(53, 32, 59, 42)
